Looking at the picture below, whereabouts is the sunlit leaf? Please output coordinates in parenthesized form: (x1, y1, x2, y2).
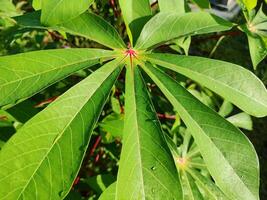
(0, 59, 122, 199)
(41, 0, 94, 25)
(0, 48, 116, 108)
(143, 64, 259, 200)
(116, 65, 182, 199)
(135, 12, 233, 49)
(145, 53, 267, 117)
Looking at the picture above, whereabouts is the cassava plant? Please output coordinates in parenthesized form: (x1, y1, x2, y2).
(0, 0, 267, 200)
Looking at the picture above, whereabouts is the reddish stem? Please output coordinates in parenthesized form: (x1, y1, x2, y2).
(90, 136, 102, 156)
(34, 96, 58, 108)
(157, 113, 176, 120)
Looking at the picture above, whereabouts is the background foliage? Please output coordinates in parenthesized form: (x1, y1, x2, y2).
(0, 0, 266, 199)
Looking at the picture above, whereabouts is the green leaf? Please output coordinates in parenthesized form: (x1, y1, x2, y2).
(83, 174, 116, 194)
(142, 64, 259, 200)
(227, 112, 253, 131)
(118, 0, 151, 44)
(32, 0, 42, 10)
(41, 0, 94, 25)
(218, 100, 233, 117)
(181, 171, 204, 200)
(191, 0, 210, 9)
(0, 48, 116, 108)
(99, 182, 116, 200)
(135, 12, 233, 49)
(0, 0, 17, 17)
(14, 11, 125, 49)
(99, 113, 124, 139)
(241, 7, 267, 69)
(0, 59, 122, 199)
(145, 53, 267, 117)
(158, 0, 186, 13)
(247, 34, 266, 70)
(59, 12, 125, 49)
(116, 65, 182, 199)
(187, 169, 227, 200)
(237, 0, 257, 11)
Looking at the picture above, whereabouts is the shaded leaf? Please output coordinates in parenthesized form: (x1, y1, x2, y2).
(227, 112, 253, 131)
(83, 174, 116, 194)
(100, 113, 124, 138)
(0, 59, 122, 199)
(181, 171, 204, 200)
(118, 0, 151, 44)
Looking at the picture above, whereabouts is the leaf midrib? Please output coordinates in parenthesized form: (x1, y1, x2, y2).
(143, 65, 256, 200)
(147, 56, 267, 110)
(14, 65, 118, 199)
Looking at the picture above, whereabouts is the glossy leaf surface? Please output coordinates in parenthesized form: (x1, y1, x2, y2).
(99, 182, 116, 200)
(158, 0, 186, 13)
(143, 64, 259, 200)
(59, 12, 125, 49)
(0, 59, 121, 199)
(116, 65, 182, 199)
(146, 53, 267, 117)
(0, 48, 116, 108)
(14, 11, 125, 49)
(41, 0, 93, 25)
(135, 12, 233, 49)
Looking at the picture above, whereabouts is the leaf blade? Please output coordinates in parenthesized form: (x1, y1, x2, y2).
(0, 48, 116, 108)
(0, 59, 122, 199)
(115, 65, 182, 199)
(118, 0, 151, 44)
(41, 0, 94, 25)
(145, 53, 267, 117)
(142, 64, 259, 200)
(135, 12, 233, 49)
(14, 11, 125, 49)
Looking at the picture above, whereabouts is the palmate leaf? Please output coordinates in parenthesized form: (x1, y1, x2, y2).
(143, 64, 259, 200)
(0, 48, 116, 108)
(118, 0, 151, 44)
(135, 12, 233, 49)
(14, 11, 125, 49)
(145, 53, 267, 117)
(59, 12, 125, 49)
(0, 59, 122, 199)
(116, 65, 182, 199)
(41, 0, 94, 25)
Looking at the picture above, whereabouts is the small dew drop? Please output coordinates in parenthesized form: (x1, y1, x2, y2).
(151, 188, 155, 193)
(151, 166, 156, 171)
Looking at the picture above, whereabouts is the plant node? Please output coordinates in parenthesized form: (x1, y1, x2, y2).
(177, 157, 188, 170)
